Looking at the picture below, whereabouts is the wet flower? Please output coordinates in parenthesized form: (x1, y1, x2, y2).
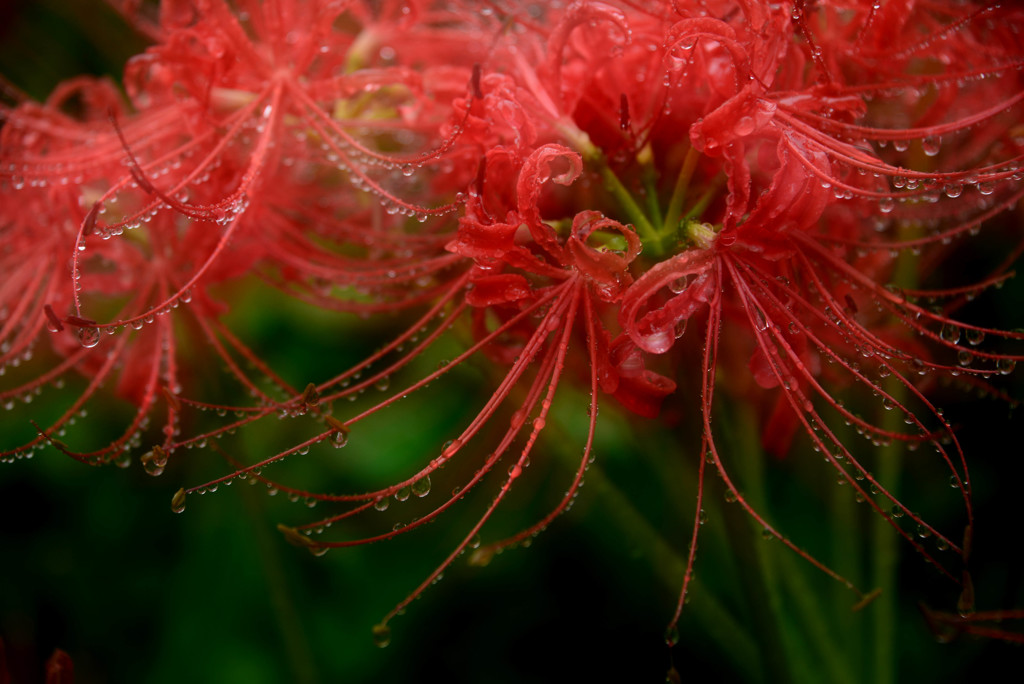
(3, 0, 1024, 674)
(1, 0, 478, 462)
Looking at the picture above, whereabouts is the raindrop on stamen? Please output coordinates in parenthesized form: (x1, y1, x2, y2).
(141, 445, 168, 477)
(325, 415, 350, 448)
(411, 475, 431, 498)
(171, 488, 187, 514)
(301, 383, 320, 408)
(372, 624, 391, 649)
(77, 327, 101, 349)
(43, 304, 64, 333)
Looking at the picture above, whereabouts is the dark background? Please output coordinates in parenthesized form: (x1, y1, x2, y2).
(1, 2, 1022, 682)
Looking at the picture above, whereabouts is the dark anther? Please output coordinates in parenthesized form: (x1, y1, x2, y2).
(471, 63, 483, 100)
(43, 304, 64, 332)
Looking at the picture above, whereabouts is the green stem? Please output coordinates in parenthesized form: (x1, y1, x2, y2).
(583, 459, 764, 683)
(683, 174, 726, 223)
(239, 485, 319, 684)
(593, 157, 660, 252)
(662, 145, 700, 238)
(776, 551, 859, 684)
(639, 144, 664, 229)
(542, 406, 761, 682)
(719, 405, 856, 684)
(718, 404, 796, 684)
(830, 425, 865, 683)
(871, 418, 902, 684)
(871, 225, 919, 684)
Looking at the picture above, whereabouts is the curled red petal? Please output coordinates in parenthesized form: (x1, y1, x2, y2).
(613, 370, 676, 419)
(607, 335, 675, 418)
(690, 84, 777, 155)
(44, 649, 73, 684)
(516, 144, 583, 261)
(566, 210, 641, 302)
(620, 250, 716, 354)
(466, 273, 533, 307)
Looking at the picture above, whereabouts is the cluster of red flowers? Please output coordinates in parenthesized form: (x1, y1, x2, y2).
(2, 0, 1023, 648)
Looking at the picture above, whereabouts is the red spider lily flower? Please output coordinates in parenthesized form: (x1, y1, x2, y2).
(148, 1, 1024, 648)
(0, 1, 483, 462)
(611, 0, 1024, 637)
(4, 0, 1024, 660)
(0, 637, 73, 684)
(919, 605, 1024, 645)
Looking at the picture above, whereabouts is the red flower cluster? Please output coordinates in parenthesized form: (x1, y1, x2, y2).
(3, 0, 1023, 648)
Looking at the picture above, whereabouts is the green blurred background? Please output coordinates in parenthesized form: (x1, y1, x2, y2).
(2, 2, 1022, 682)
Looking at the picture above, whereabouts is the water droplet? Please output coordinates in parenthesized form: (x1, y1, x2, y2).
(940, 323, 961, 345)
(639, 329, 673, 354)
(468, 546, 494, 567)
(664, 624, 680, 647)
(171, 488, 187, 513)
(997, 358, 1016, 375)
(395, 486, 411, 502)
(301, 383, 320, 408)
(411, 475, 431, 498)
(372, 624, 391, 648)
(965, 329, 985, 346)
(77, 327, 100, 348)
(734, 115, 755, 136)
(141, 446, 168, 476)
(752, 306, 769, 332)
(668, 276, 691, 294)
(325, 415, 349, 447)
(922, 136, 941, 157)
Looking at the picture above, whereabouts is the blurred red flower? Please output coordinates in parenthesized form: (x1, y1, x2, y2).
(2, 0, 1023, 660)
